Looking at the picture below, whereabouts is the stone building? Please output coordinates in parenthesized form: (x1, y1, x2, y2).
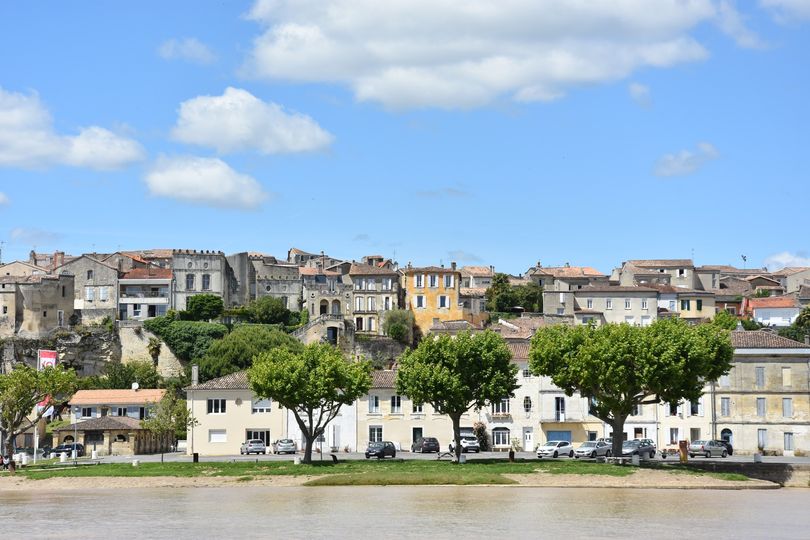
(301, 267, 352, 319)
(251, 254, 302, 310)
(118, 267, 172, 320)
(401, 263, 464, 336)
(0, 260, 46, 277)
(0, 274, 74, 338)
(53, 255, 119, 324)
(53, 416, 171, 456)
(347, 262, 400, 335)
(171, 250, 238, 311)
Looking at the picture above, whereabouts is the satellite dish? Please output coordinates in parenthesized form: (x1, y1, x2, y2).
(131, 382, 140, 390)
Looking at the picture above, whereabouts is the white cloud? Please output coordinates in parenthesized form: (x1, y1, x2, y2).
(243, 0, 715, 109)
(655, 142, 719, 177)
(447, 250, 483, 262)
(0, 87, 144, 170)
(0, 192, 8, 206)
(172, 87, 334, 154)
(9, 227, 62, 245)
(628, 82, 652, 107)
(764, 251, 810, 271)
(144, 156, 269, 210)
(760, 0, 810, 22)
(158, 38, 217, 64)
(717, 1, 767, 49)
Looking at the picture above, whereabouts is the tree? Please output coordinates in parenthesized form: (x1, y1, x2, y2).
(104, 360, 162, 389)
(0, 365, 77, 473)
(513, 281, 544, 313)
(247, 296, 292, 324)
(396, 330, 517, 460)
(185, 294, 224, 321)
(199, 324, 303, 381)
(529, 318, 733, 458)
(144, 318, 228, 362)
(382, 309, 415, 345)
(147, 337, 162, 366)
(711, 310, 739, 330)
(778, 306, 810, 343)
(140, 392, 197, 463)
(485, 273, 519, 312)
(249, 343, 372, 463)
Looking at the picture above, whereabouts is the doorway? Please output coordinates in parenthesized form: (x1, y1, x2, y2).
(522, 427, 534, 451)
(412, 427, 423, 445)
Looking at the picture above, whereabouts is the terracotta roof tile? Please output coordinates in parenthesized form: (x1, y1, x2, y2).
(405, 266, 459, 274)
(533, 266, 605, 278)
(460, 266, 493, 277)
(121, 268, 172, 279)
(577, 285, 657, 293)
(628, 259, 694, 268)
(190, 371, 250, 390)
(748, 296, 800, 309)
(507, 340, 529, 359)
(349, 263, 398, 276)
(731, 330, 809, 349)
(55, 416, 144, 432)
(372, 370, 396, 389)
(460, 287, 487, 297)
(771, 267, 810, 277)
(70, 389, 165, 406)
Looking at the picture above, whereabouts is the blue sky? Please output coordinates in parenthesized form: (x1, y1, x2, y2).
(1, 0, 808, 275)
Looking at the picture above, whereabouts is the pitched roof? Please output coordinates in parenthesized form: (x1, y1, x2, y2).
(348, 263, 398, 276)
(70, 389, 165, 406)
(120, 249, 174, 259)
(460, 266, 493, 277)
(771, 267, 810, 277)
(696, 265, 745, 272)
(189, 371, 250, 390)
(507, 340, 530, 359)
(799, 285, 810, 300)
(644, 284, 713, 295)
(121, 267, 172, 279)
(532, 266, 605, 278)
(731, 330, 809, 349)
(299, 267, 340, 277)
(405, 266, 459, 274)
(576, 285, 657, 294)
(430, 320, 477, 332)
(53, 254, 119, 273)
(628, 259, 694, 268)
(748, 296, 800, 309)
(55, 416, 144, 432)
(371, 370, 396, 389)
(0, 274, 64, 285)
(460, 287, 487, 297)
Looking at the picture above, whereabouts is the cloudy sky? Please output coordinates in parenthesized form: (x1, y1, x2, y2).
(1, 1, 808, 274)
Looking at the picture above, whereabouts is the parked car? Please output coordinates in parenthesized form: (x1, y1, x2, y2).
(688, 440, 728, 458)
(537, 440, 574, 458)
(620, 439, 656, 459)
(272, 439, 297, 454)
(240, 439, 267, 455)
(365, 441, 397, 459)
(713, 439, 733, 456)
(449, 435, 480, 453)
(574, 440, 611, 459)
(411, 437, 440, 453)
(50, 443, 85, 458)
(660, 444, 681, 459)
(638, 438, 657, 457)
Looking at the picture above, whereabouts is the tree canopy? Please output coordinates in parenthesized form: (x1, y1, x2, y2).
(485, 273, 543, 314)
(144, 317, 228, 362)
(382, 309, 415, 345)
(711, 310, 739, 330)
(199, 324, 303, 382)
(141, 392, 197, 462)
(529, 318, 733, 456)
(396, 330, 517, 459)
(77, 360, 162, 391)
(778, 306, 810, 343)
(249, 343, 372, 463)
(227, 296, 301, 327)
(0, 365, 77, 472)
(185, 294, 225, 321)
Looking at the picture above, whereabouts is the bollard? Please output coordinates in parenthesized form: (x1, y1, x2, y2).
(60, 452, 67, 463)
(458, 454, 466, 464)
(631, 454, 640, 466)
(293, 456, 301, 465)
(193, 452, 199, 463)
(21, 453, 29, 466)
(754, 453, 763, 463)
(132, 459, 140, 467)
(91, 450, 98, 460)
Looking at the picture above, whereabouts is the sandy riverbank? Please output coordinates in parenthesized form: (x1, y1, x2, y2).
(0, 468, 778, 491)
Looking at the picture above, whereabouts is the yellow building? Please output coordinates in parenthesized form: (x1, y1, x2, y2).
(401, 263, 464, 335)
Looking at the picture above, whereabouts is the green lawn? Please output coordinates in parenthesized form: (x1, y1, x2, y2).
(18, 458, 635, 484)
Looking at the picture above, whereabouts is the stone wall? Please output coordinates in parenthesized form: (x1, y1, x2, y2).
(351, 335, 407, 368)
(1, 327, 120, 376)
(119, 325, 183, 377)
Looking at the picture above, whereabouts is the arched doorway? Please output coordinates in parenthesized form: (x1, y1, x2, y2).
(331, 300, 341, 315)
(319, 300, 328, 315)
(721, 428, 733, 444)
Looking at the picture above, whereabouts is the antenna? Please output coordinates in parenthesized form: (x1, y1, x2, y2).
(741, 255, 747, 270)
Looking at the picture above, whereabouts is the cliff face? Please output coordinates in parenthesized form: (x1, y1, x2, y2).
(1, 327, 121, 376)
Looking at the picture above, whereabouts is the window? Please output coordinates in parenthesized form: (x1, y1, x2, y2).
(355, 317, 364, 330)
(207, 399, 226, 414)
(382, 278, 392, 291)
(690, 428, 701, 442)
(632, 404, 641, 416)
(782, 367, 791, 387)
(99, 286, 108, 301)
(415, 274, 424, 288)
(368, 395, 380, 413)
(785, 432, 794, 451)
(115, 407, 127, 417)
(2, 306, 6, 315)
(252, 398, 271, 413)
(668, 402, 678, 416)
(85, 286, 95, 301)
(586, 298, 593, 309)
(757, 429, 767, 449)
(696, 299, 703, 311)
(555, 396, 565, 421)
(367, 279, 376, 291)
(523, 396, 532, 413)
(783, 398, 793, 417)
(725, 306, 736, 315)
(87, 269, 94, 280)
(641, 299, 648, 310)
(678, 268, 686, 277)
(690, 400, 700, 416)
(81, 407, 93, 418)
(415, 295, 425, 308)
(61, 285, 66, 297)
(492, 427, 510, 446)
(606, 299, 612, 310)
(186, 274, 195, 290)
(368, 317, 376, 332)
(367, 297, 375, 311)
(384, 296, 391, 310)
(132, 303, 141, 317)
(429, 274, 438, 288)
(755, 367, 765, 387)
(624, 299, 631, 310)
(719, 374, 730, 387)
(355, 296, 363, 311)
(412, 403, 423, 414)
(756, 397, 766, 417)
(43, 310, 47, 318)
(444, 274, 453, 288)
(208, 430, 227, 443)
(369, 426, 382, 443)
(669, 300, 676, 311)
(669, 428, 679, 445)
(721, 397, 730, 416)
(680, 299, 690, 311)
(522, 368, 531, 378)
(202, 274, 211, 291)
(556, 308, 564, 315)
(139, 407, 147, 420)
(390, 395, 402, 414)
(493, 398, 510, 415)
(246, 430, 271, 445)
(438, 295, 449, 308)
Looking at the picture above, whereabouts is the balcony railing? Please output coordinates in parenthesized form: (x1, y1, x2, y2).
(120, 292, 168, 298)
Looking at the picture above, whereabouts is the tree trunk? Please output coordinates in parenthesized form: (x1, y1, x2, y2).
(5, 434, 16, 475)
(610, 416, 627, 458)
(302, 433, 314, 464)
(451, 414, 462, 462)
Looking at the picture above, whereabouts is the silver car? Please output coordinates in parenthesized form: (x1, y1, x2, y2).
(688, 440, 728, 458)
(240, 439, 267, 455)
(574, 440, 612, 459)
(273, 439, 297, 454)
(537, 440, 574, 458)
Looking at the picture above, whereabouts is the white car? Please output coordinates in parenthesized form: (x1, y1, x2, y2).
(537, 440, 574, 458)
(449, 435, 480, 453)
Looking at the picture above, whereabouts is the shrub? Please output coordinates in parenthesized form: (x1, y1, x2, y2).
(145, 317, 227, 362)
(474, 421, 491, 451)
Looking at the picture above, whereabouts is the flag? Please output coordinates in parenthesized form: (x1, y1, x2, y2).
(38, 350, 58, 370)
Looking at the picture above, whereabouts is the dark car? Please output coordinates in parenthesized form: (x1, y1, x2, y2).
(51, 443, 85, 458)
(713, 439, 733, 456)
(620, 439, 655, 459)
(365, 441, 396, 459)
(411, 437, 440, 453)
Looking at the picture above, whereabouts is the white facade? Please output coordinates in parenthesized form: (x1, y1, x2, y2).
(753, 307, 801, 327)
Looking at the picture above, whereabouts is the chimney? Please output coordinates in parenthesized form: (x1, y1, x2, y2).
(55, 251, 65, 268)
(565, 262, 570, 268)
(451, 261, 457, 271)
(191, 365, 199, 386)
(537, 260, 542, 268)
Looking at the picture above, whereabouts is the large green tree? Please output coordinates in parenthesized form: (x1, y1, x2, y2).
(249, 343, 372, 463)
(778, 306, 810, 343)
(185, 294, 225, 321)
(0, 365, 77, 473)
(199, 324, 303, 381)
(396, 330, 517, 460)
(141, 392, 197, 463)
(485, 273, 518, 312)
(382, 309, 415, 345)
(530, 318, 733, 457)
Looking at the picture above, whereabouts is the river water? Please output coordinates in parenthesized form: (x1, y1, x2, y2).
(3, 486, 809, 539)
